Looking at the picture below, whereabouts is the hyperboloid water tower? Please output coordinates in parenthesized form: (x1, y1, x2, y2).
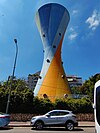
(34, 3, 71, 102)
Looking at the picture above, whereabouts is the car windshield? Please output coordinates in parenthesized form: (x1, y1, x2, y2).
(96, 86, 100, 125)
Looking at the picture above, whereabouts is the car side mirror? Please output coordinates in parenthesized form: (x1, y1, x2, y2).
(46, 114, 50, 117)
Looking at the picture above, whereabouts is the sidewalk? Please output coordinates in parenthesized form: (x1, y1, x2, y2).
(9, 121, 31, 127)
(78, 121, 95, 127)
(9, 121, 95, 127)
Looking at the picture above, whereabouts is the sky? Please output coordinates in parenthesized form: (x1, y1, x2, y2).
(0, 0, 100, 82)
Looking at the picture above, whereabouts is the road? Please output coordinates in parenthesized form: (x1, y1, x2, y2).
(0, 127, 95, 133)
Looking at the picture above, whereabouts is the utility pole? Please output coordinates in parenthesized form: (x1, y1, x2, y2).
(6, 39, 18, 114)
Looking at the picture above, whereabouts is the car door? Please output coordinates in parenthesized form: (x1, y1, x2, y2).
(53, 111, 68, 124)
(44, 111, 59, 125)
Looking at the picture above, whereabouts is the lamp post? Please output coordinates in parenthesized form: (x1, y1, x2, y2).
(6, 39, 18, 114)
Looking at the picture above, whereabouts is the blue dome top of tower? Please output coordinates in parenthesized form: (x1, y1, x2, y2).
(35, 3, 70, 47)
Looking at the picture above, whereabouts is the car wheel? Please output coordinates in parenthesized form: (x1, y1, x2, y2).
(65, 121, 74, 131)
(35, 121, 44, 130)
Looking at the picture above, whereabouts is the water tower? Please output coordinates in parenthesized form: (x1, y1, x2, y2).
(34, 3, 71, 102)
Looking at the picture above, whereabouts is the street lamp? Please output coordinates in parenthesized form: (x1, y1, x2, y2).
(6, 39, 18, 114)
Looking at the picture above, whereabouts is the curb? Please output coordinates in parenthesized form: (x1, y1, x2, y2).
(9, 125, 31, 127)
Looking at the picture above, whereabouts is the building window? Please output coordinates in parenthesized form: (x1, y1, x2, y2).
(53, 45, 56, 48)
(64, 94, 68, 98)
(59, 33, 61, 36)
(47, 59, 50, 63)
(43, 94, 48, 99)
(62, 61, 63, 64)
(61, 75, 65, 79)
(39, 76, 42, 79)
(43, 34, 45, 37)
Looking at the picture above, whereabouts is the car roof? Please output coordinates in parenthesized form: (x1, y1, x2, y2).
(48, 110, 72, 113)
(0, 113, 10, 116)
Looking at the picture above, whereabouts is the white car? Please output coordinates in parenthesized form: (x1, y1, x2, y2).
(94, 80, 100, 133)
(0, 113, 10, 127)
(31, 110, 78, 130)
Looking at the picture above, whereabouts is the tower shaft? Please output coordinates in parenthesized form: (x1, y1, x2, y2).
(34, 3, 71, 102)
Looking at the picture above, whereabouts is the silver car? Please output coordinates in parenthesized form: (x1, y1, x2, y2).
(30, 110, 78, 131)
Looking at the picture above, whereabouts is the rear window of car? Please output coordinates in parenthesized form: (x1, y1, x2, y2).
(58, 111, 69, 116)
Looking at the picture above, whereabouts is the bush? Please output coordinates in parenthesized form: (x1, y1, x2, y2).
(33, 97, 54, 114)
(0, 78, 93, 114)
(54, 98, 93, 114)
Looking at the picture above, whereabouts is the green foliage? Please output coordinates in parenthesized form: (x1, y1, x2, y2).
(55, 98, 93, 114)
(71, 86, 82, 94)
(0, 78, 34, 113)
(79, 73, 100, 101)
(1, 74, 99, 114)
(33, 97, 54, 114)
(0, 87, 8, 112)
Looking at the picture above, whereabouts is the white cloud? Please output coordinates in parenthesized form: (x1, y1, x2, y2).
(85, 10, 100, 31)
(72, 10, 78, 15)
(68, 32, 78, 40)
(69, 27, 74, 32)
(68, 27, 78, 40)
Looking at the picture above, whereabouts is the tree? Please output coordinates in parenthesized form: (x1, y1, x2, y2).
(0, 78, 34, 113)
(71, 86, 82, 94)
(79, 73, 100, 101)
